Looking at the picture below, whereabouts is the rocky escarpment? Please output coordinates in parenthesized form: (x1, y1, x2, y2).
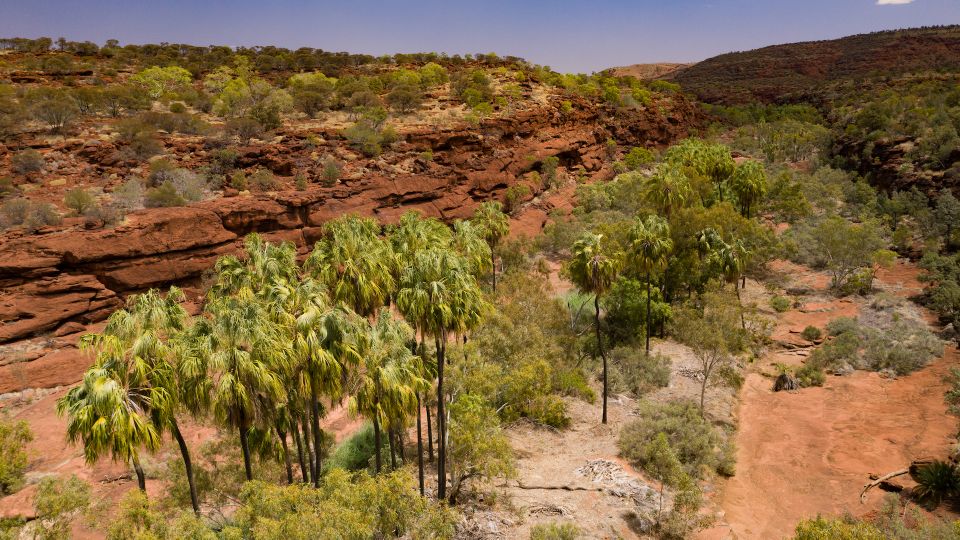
(0, 97, 701, 394)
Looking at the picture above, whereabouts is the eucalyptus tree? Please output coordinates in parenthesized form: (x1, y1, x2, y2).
(628, 216, 673, 354)
(470, 201, 510, 292)
(567, 233, 620, 424)
(305, 215, 395, 317)
(730, 160, 768, 218)
(397, 247, 486, 500)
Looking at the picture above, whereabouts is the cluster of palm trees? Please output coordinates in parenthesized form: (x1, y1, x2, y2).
(58, 203, 511, 512)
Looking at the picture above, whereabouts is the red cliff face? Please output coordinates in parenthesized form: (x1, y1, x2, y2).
(0, 96, 702, 394)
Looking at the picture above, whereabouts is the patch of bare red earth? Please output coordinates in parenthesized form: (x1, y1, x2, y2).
(699, 261, 958, 539)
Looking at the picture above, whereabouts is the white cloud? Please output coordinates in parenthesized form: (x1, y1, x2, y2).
(877, 0, 916, 4)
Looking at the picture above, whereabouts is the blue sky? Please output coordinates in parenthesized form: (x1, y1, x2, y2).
(1, 0, 957, 73)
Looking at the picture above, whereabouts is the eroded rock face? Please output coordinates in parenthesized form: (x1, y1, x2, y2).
(0, 98, 701, 393)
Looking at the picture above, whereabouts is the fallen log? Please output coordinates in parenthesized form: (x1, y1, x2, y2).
(860, 469, 908, 503)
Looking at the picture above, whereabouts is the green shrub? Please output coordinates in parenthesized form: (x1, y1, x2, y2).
(530, 522, 581, 540)
(229, 171, 248, 191)
(324, 424, 381, 473)
(224, 116, 265, 140)
(622, 147, 654, 170)
(208, 148, 239, 176)
(144, 181, 186, 208)
(795, 362, 826, 387)
(0, 418, 32, 495)
(169, 101, 187, 114)
(249, 168, 278, 191)
(609, 347, 671, 396)
(826, 317, 859, 336)
(618, 400, 733, 478)
(343, 120, 384, 157)
(24, 202, 61, 231)
(504, 183, 531, 214)
(11, 149, 43, 175)
(800, 326, 822, 342)
(294, 172, 307, 190)
(63, 188, 96, 216)
(0, 198, 31, 227)
(770, 295, 792, 313)
(320, 156, 341, 187)
(112, 179, 144, 211)
(0, 177, 16, 198)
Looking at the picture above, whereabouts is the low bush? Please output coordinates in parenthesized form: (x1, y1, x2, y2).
(249, 168, 278, 191)
(770, 295, 792, 313)
(111, 178, 145, 211)
(0, 198, 31, 227)
(618, 400, 733, 479)
(609, 347, 671, 396)
(320, 156, 341, 187)
(11, 149, 43, 175)
(795, 362, 826, 387)
(504, 183, 532, 214)
(323, 423, 380, 473)
(809, 316, 944, 375)
(800, 326, 822, 342)
(63, 187, 96, 216)
(23, 202, 61, 231)
(530, 522, 581, 540)
(144, 181, 186, 208)
(224, 116, 265, 140)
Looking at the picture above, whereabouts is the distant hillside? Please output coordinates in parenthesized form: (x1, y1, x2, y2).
(609, 63, 688, 80)
(669, 26, 960, 104)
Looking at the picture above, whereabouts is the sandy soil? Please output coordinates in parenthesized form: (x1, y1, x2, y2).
(700, 260, 959, 539)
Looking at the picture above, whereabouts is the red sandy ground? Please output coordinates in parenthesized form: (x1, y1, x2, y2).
(700, 261, 958, 539)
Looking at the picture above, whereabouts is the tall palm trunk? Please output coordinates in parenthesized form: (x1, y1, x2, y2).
(416, 393, 425, 495)
(373, 410, 383, 474)
(388, 426, 397, 470)
(310, 391, 323, 488)
(645, 272, 652, 355)
(425, 399, 434, 462)
(292, 419, 308, 483)
(170, 418, 199, 514)
(132, 455, 146, 492)
(276, 424, 294, 485)
(238, 409, 253, 481)
(596, 294, 608, 425)
(435, 336, 447, 500)
(491, 248, 497, 293)
(301, 408, 315, 483)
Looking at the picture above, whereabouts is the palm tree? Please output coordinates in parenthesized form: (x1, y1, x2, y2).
(567, 233, 620, 424)
(352, 310, 427, 475)
(645, 164, 692, 220)
(452, 219, 492, 282)
(59, 287, 204, 513)
(188, 294, 287, 481)
(729, 160, 767, 218)
(305, 215, 395, 317)
(628, 216, 673, 354)
(57, 350, 161, 493)
(471, 201, 510, 292)
(397, 247, 486, 501)
(717, 239, 750, 329)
